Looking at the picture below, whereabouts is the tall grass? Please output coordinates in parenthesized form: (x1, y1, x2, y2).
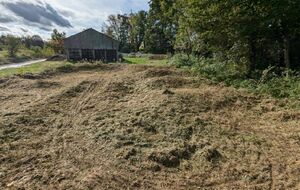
(170, 54, 300, 100)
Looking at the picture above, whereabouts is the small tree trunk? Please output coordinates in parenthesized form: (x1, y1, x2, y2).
(283, 36, 290, 73)
(248, 39, 257, 75)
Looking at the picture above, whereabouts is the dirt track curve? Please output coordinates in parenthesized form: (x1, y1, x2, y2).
(1, 64, 300, 189)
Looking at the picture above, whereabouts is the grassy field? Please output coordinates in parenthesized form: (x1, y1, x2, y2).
(0, 61, 72, 77)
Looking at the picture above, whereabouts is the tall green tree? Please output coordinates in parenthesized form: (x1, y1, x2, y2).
(49, 29, 66, 54)
(174, 0, 300, 72)
(6, 35, 21, 57)
(23, 35, 44, 49)
(105, 14, 132, 52)
(144, 0, 177, 53)
(129, 11, 147, 52)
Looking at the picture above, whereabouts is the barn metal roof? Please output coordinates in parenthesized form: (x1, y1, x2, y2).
(64, 28, 120, 50)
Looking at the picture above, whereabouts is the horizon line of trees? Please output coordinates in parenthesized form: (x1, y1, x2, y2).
(104, 0, 300, 73)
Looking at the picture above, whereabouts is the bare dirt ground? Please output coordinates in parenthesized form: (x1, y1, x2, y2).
(1, 63, 300, 190)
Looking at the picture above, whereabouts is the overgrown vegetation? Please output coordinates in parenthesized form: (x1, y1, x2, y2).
(170, 54, 300, 101)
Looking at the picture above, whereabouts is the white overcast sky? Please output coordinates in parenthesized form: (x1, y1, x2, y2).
(0, 0, 149, 40)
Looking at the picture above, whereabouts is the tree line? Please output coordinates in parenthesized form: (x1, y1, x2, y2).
(104, 0, 300, 73)
(0, 29, 66, 58)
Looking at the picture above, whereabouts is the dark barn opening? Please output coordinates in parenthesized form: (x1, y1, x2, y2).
(64, 28, 119, 62)
(106, 49, 117, 62)
(68, 49, 81, 61)
(81, 49, 94, 60)
(95, 49, 105, 61)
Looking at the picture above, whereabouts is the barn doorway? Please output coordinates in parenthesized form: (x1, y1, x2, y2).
(81, 49, 94, 60)
(95, 49, 105, 61)
(94, 49, 117, 62)
(106, 50, 117, 62)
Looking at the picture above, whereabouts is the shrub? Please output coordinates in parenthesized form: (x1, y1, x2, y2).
(191, 58, 247, 83)
(31, 46, 42, 57)
(169, 53, 198, 68)
(30, 46, 55, 58)
(41, 47, 55, 58)
(256, 75, 300, 99)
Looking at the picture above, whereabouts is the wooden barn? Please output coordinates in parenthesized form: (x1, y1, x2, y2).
(64, 28, 119, 62)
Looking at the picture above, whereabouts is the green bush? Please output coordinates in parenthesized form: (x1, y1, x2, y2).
(41, 47, 55, 57)
(31, 46, 55, 58)
(256, 75, 300, 99)
(169, 53, 198, 68)
(191, 58, 247, 83)
(31, 46, 42, 57)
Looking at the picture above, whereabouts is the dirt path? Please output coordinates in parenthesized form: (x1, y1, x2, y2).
(0, 59, 46, 70)
(0, 64, 300, 189)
